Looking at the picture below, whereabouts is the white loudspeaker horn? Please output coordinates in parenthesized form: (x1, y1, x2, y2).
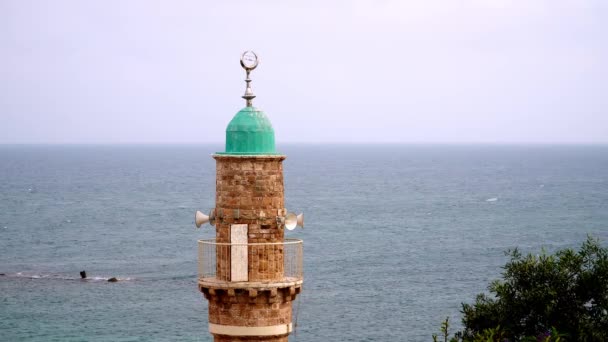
(195, 210, 215, 228)
(285, 212, 304, 231)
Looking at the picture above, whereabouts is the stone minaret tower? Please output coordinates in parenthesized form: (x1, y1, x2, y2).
(195, 51, 303, 342)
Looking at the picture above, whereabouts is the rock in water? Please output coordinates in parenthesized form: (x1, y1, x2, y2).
(80, 271, 87, 279)
(108, 277, 118, 282)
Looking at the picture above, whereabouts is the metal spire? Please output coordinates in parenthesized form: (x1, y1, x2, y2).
(240, 51, 259, 107)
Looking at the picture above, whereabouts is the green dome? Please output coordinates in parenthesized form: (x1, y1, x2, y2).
(220, 107, 277, 155)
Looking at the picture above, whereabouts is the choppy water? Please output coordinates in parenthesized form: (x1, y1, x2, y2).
(1, 144, 607, 341)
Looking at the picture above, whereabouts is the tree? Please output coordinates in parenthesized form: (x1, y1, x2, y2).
(456, 236, 608, 341)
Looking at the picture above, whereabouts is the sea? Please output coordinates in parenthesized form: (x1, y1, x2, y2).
(1, 144, 607, 341)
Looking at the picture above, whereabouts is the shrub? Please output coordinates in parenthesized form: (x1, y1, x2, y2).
(436, 237, 608, 341)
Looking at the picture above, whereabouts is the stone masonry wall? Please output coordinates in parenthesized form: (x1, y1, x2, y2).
(208, 291, 292, 327)
(209, 290, 292, 342)
(213, 155, 286, 282)
(201, 284, 302, 341)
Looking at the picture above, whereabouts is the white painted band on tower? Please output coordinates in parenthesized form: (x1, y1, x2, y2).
(208, 323, 293, 336)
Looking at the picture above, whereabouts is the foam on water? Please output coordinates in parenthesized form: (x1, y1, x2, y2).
(4, 272, 134, 282)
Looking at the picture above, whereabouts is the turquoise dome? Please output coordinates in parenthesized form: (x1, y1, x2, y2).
(219, 107, 277, 155)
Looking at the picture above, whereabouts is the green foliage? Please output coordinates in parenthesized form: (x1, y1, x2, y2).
(432, 317, 463, 342)
(455, 236, 608, 341)
(434, 316, 565, 342)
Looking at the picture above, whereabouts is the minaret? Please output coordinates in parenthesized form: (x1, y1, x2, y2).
(195, 51, 304, 342)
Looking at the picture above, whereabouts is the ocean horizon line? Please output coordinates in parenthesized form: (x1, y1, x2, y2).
(1, 142, 607, 147)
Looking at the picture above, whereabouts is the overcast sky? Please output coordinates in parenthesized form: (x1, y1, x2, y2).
(0, 0, 606, 144)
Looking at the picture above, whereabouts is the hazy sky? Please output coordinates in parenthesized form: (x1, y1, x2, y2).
(1, 0, 606, 144)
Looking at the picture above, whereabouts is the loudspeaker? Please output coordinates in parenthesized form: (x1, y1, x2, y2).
(285, 212, 304, 230)
(195, 210, 215, 228)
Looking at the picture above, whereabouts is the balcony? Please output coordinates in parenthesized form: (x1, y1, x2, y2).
(198, 239, 303, 288)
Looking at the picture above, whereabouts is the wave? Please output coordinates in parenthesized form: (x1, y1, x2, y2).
(1, 272, 134, 282)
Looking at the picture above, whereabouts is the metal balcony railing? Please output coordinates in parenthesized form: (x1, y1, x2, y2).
(198, 238, 303, 283)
